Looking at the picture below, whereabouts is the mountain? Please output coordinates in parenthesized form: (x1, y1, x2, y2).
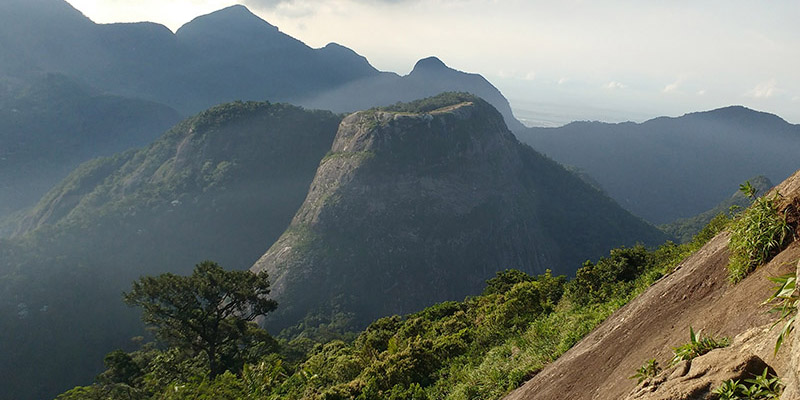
(0, 73, 181, 222)
(0, 0, 523, 132)
(0, 0, 524, 220)
(504, 169, 800, 400)
(518, 106, 800, 224)
(250, 93, 667, 331)
(660, 175, 774, 243)
(0, 0, 100, 76)
(0, 101, 341, 400)
(296, 56, 528, 133)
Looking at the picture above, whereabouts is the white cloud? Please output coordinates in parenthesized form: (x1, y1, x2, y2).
(662, 82, 679, 93)
(747, 78, 779, 99)
(558, 77, 569, 85)
(696, 89, 707, 96)
(524, 71, 537, 81)
(604, 81, 627, 90)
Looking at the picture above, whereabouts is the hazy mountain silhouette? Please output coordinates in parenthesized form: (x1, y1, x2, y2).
(0, 0, 523, 132)
(518, 106, 800, 224)
(0, 73, 180, 223)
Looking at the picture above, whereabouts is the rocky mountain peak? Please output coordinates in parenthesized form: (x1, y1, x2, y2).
(410, 56, 450, 75)
(250, 93, 666, 332)
(176, 4, 280, 41)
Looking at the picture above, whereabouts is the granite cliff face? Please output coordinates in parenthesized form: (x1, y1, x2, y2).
(251, 94, 666, 330)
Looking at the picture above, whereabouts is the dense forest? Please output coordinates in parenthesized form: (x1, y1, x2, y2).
(56, 214, 729, 400)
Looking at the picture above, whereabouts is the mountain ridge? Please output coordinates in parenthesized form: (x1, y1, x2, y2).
(251, 93, 666, 331)
(518, 105, 800, 224)
(0, 0, 523, 132)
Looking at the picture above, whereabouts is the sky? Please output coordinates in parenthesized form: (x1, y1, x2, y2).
(64, 0, 800, 127)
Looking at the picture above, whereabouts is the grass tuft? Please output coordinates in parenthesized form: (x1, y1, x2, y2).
(670, 326, 729, 365)
(727, 184, 792, 283)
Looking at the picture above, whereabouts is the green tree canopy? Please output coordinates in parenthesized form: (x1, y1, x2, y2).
(124, 261, 277, 378)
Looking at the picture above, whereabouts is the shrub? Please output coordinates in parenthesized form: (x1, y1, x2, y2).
(764, 265, 799, 354)
(483, 269, 534, 295)
(727, 186, 792, 283)
(671, 327, 729, 365)
(629, 359, 661, 384)
(712, 368, 782, 399)
(565, 245, 652, 306)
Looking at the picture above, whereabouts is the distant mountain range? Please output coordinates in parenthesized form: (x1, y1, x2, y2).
(2, 0, 796, 228)
(517, 106, 800, 224)
(0, 0, 524, 220)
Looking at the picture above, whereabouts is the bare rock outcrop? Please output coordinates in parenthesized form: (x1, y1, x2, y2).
(625, 328, 777, 400)
(504, 168, 800, 400)
(250, 93, 666, 331)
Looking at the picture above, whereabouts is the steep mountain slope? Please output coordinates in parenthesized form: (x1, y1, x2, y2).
(0, 73, 181, 221)
(518, 106, 800, 224)
(0, 0, 524, 132)
(251, 93, 666, 331)
(504, 169, 800, 400)
(0, 102, 340, 400)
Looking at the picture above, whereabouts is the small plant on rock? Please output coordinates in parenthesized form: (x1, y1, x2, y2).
(629, 359, 661, 384)
(764, 262, 799, 354)
(727, 182, 792, 283)
(712, 368, 783, 399)
(671, 327, 729, 365)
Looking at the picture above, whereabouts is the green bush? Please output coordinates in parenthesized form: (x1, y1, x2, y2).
(728, 187, 792, 283)
(764, 267, 799, 354)
(671, 327, 729, 365)
(629, 359, 661, 384)
(565, 245, 652, 306)
(712, 368, 782, 399)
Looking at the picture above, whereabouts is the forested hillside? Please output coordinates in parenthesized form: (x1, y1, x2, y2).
(0, 102, 340, 400)
(0, 73, 180, 220)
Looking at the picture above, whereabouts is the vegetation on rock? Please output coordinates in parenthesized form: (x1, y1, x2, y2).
(670, 327, 730, 365)
(713, 368, 783, 399)
(629, 359, 661, 384)
(764, 264, 799, 354)
(728, 182, 793, 283)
